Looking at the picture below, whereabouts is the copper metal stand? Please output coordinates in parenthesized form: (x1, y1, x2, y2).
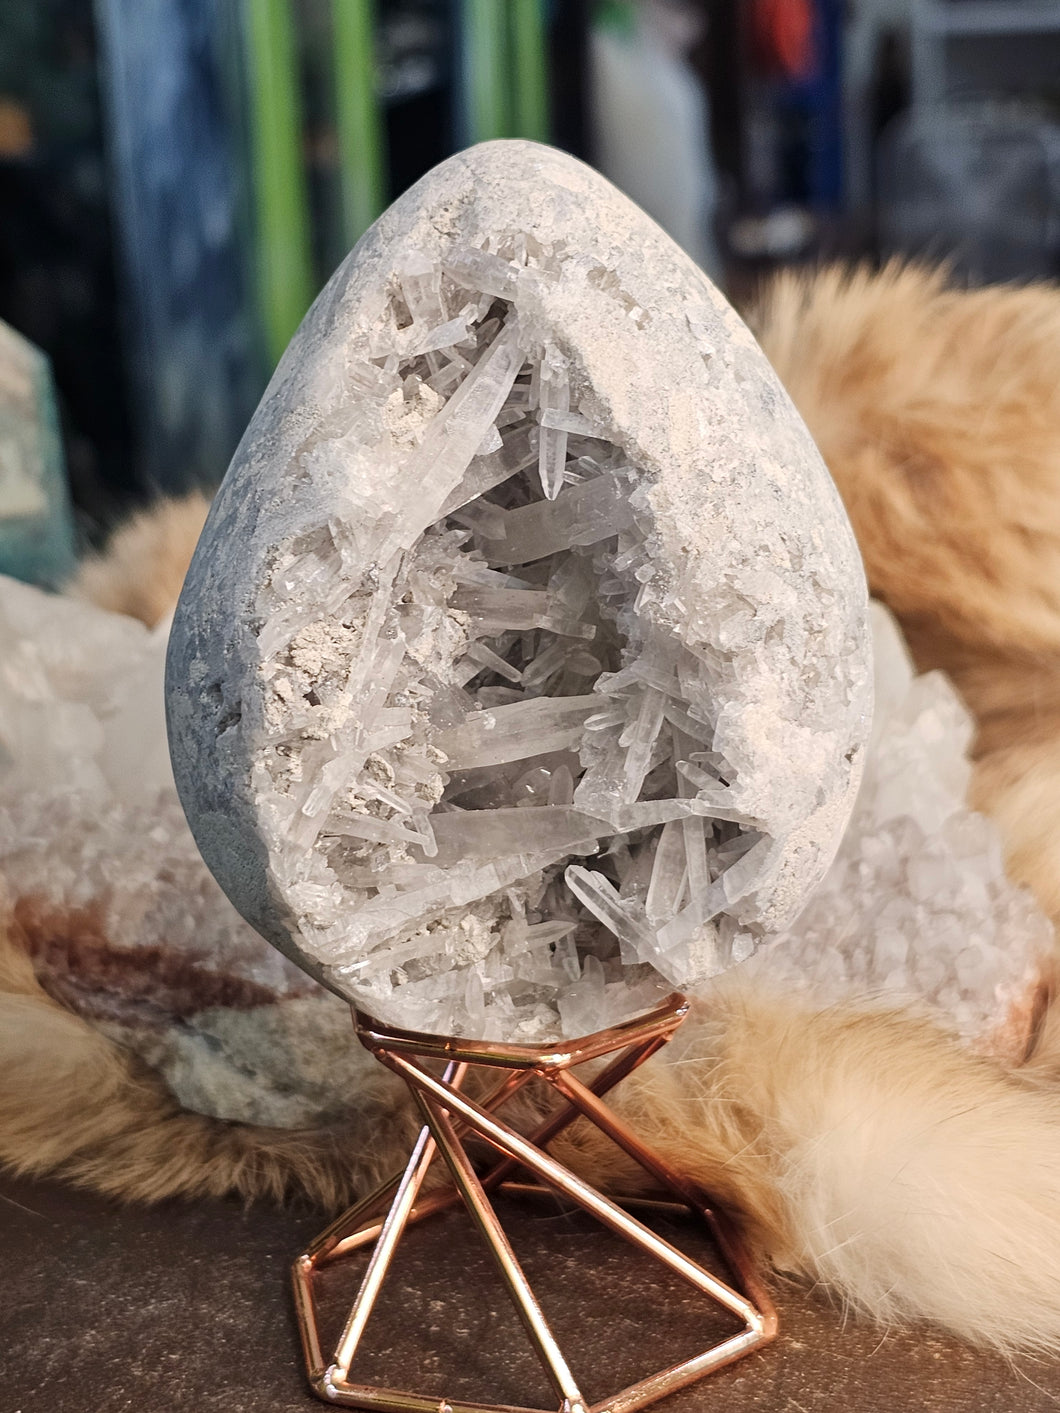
(292, 993, 777, 1413)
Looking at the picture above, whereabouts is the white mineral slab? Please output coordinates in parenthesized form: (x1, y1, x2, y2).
(165, 140, 874, 1040)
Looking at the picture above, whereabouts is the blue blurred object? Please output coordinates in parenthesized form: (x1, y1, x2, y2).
(95, 0, 263, 494)
(769, 0, 845, 211)
(0, 318, 77, 587)
(87, 0, 564, 503)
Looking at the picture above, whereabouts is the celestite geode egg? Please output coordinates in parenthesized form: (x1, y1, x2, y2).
(166, 141, 871, 1040)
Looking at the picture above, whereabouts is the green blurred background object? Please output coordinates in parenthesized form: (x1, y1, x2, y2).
(244, 0, 316, 368)
(332, 0, 387, 251)
(246, 0, 551, 369)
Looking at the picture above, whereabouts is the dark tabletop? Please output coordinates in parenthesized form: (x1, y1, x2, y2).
(3, 1171, 1058, 1413)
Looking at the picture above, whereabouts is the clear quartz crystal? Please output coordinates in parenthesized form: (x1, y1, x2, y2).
(646, 823, 688, 924)
(433, 695, 600, 770)
(436, 423, 538, 515)
(452, 587, 596, 641)
(398, 250, 447, 324)
(536, 355, 570, 501)
(465, 640, 522, 683)
(538, 408, 597, 436)
(379, 317, 526, 557)
(426, 806, 608, 862)
(478, 472, 635, 565)
(620, 688, 666, 801)
(443, 248, 522, 300)
(564, 865, 657, 959)
(656, 836, 775, 953)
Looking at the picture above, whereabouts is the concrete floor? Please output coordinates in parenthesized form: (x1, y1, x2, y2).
(3, 1170, 1058, 1413)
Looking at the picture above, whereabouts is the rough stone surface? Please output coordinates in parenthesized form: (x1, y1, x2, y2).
(166, 140, 872, 1039)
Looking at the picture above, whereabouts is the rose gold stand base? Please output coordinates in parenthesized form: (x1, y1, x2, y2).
(292, 993, 777, 1413)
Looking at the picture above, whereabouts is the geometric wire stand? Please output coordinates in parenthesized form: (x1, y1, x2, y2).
(292, 993, 778, 1413)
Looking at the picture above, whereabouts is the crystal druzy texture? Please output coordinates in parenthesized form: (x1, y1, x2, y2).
(166, 141, 872, 1040)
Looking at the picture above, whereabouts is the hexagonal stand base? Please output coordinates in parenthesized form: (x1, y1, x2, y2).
(292, 996, 777, 1413)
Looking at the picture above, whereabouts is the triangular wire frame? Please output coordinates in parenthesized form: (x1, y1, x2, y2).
(291, 995, 777, 1413)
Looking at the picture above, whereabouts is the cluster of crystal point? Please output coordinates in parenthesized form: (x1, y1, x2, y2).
(167, 142, 872, 1040)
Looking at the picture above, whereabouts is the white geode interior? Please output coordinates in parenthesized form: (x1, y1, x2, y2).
(250, 239, 790, 1039)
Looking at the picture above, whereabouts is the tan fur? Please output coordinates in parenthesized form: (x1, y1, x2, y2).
(0, 923, 419, 1206)
(578, 978, 1060, 1352)
(751, 264, 1060, 658)
(70, 491, 212, 628)
(7, 266, 1060, 1352)
(11, 895, 1060, 1351)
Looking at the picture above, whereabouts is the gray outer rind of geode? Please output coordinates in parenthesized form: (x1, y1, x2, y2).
(166, 140, 871, 1013)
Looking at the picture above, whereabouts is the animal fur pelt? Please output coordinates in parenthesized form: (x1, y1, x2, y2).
(70, 491, 213, 630)
(6, 262, 1060, 1354)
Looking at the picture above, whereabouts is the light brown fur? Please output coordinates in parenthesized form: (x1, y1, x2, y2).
(0, 919, 419, 1207)
(594, 979, 1060, 1353)
(7, 264, 1060, 1351)
(70, 490, 213, 628)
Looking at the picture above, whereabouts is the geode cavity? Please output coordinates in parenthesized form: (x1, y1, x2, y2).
(166, 140, 871, 1040)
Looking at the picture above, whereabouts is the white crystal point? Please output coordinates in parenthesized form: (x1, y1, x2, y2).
(166, 140, 872, 1039)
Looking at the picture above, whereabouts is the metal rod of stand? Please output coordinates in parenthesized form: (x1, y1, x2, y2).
(386, 1051, 762, 1329)
(478, 1034, 672, 1198)
(331, 1061, 466, 1381)
(291, 996, 777, 1410)
(318, 1066, 538, 1264)
(413, 1090, 589, 1413)
(550, 1068, 778, 1321)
